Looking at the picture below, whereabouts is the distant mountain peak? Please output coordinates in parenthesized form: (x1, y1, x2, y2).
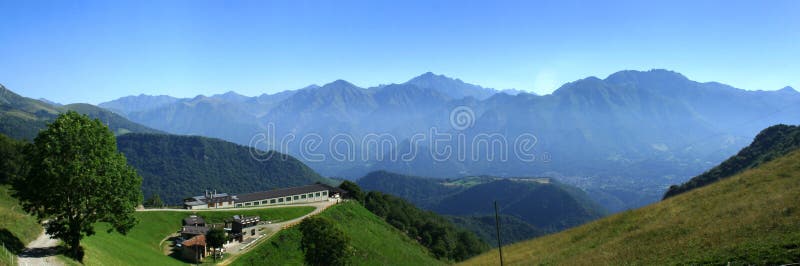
(408, 72, 460, 83)
(405, 72, 497, 100)
(778, 86, 798, 93)
(605, 69, 689, 83)
(324, 79, 358, 88)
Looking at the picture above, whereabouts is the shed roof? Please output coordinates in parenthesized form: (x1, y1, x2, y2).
(183, 235, 206, 247)
(183, 215, 205, 226)
(181, 225, 210, 236)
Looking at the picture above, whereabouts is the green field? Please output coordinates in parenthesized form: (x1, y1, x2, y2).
(462, 149, 800, 265)
(0, 185, 42, 266)
(72, 206, 313, 265)
(232, 202, 445, 266)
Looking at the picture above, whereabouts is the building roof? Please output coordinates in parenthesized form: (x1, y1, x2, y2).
(184, 200, 206, 206)
(183, 234, 206, 247)
(181, 225, 210, 236)
(207, 195, 234, 203)
(183, 192, 233, 206)
(235, 184, 333, 203)
(183, 215, 205, 226)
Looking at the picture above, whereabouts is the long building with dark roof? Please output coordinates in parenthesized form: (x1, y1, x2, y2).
(183, 184, 340, 209)
(233, 184, 332, 208)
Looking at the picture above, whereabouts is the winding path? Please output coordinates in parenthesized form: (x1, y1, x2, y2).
(16, 231, 63, 266)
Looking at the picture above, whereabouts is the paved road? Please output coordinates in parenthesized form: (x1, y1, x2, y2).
(16, 231, 63, 266)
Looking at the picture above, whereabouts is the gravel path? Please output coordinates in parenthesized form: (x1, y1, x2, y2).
(16, 231, 63, 266)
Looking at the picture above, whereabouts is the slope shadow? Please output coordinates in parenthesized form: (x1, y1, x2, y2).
(0, 229, 25, 253)
(17, 246, 61, 258)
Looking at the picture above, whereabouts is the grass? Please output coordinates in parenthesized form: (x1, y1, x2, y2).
(70, 206, 314, 266)
(461, 149, 800, 265)
(0, 185, 42, 266)
(231, 202, 445, 266)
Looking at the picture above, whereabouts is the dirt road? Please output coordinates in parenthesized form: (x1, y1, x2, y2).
(16, 231, 63, 266)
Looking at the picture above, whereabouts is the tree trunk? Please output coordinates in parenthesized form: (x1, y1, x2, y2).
(70, 237, 82, 262)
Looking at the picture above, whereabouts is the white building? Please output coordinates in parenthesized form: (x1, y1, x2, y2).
(183, 184, 339, 209)
(233, 184, 332, 208)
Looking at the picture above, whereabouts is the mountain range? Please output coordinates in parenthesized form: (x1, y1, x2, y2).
(0, 86, 330, 205)
(0, 84, 163, 140)
(96, 69, 800, 212)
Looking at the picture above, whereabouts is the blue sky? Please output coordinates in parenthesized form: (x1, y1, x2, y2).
(1, 0, 798, 104)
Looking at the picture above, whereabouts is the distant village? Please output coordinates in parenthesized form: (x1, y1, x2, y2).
(176, 183, 346, 262)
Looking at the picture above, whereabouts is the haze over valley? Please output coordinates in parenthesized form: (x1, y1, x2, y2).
(2, 1, 799, 265)
(96, 69, 800, 211)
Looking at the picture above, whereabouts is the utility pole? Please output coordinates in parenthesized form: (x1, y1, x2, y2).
(494, 201, 504, 266)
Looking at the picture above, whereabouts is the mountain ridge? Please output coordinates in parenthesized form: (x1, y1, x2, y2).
(82, 69, 800, 211)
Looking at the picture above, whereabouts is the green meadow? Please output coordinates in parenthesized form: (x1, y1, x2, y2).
(232, 202, 444, 266)
(0, 185, 42, 266)
(75, 206, 314, 265)
(462, 149, 800, 265)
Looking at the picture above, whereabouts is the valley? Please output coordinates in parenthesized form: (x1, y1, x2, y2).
(2, 2, 798, 264)
(1, 69, 799, 265)
(95, 70, 800, 211)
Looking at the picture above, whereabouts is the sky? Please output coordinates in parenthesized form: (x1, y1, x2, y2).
(0, 0, 798, 105)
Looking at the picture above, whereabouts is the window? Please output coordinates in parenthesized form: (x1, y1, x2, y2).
(245, 202, 251, 206)
(308, 193, 314, 198)
(278, 198, 284, 203)
(322, 191, 328, 196)
(286, 197, 292, 202)
(301, 194, 306, 199)
(262, 200, 268, 204)
(236, 203, 243, 207)
(315, 192, 320, 197)
(253, 202, 259, 206)
(270, 199, 276, 204)
(294, 195, 299, 200)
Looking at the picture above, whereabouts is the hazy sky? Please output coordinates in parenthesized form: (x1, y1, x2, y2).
(1, 0, 798, 104)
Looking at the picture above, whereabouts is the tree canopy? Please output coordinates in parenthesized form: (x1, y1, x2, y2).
(338, 180, 364, 203)
(206, 227, 227, 261)
(299, 216, 351, 266)
(13, 111, 143, 261)
(0, 133, 26, 184)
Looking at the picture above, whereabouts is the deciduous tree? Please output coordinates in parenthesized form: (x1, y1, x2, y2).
(13, 111, 143, 261)
(206, 227, 226, 261)
(299, 216, 350, 266)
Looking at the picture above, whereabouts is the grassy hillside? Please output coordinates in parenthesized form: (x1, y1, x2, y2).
(72, 206, 313, 266)
(232, 202, 445, 266)
(665, 124, 800, 198)
(357, 171, 462, 209)
(447, 215, 543, 248)
(117, 133, 332, 205)
(434, 179, 605, 232)
(461, 149, 800, 265)
(0, 185, 42, 266)
(358, 172, 605, 234)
